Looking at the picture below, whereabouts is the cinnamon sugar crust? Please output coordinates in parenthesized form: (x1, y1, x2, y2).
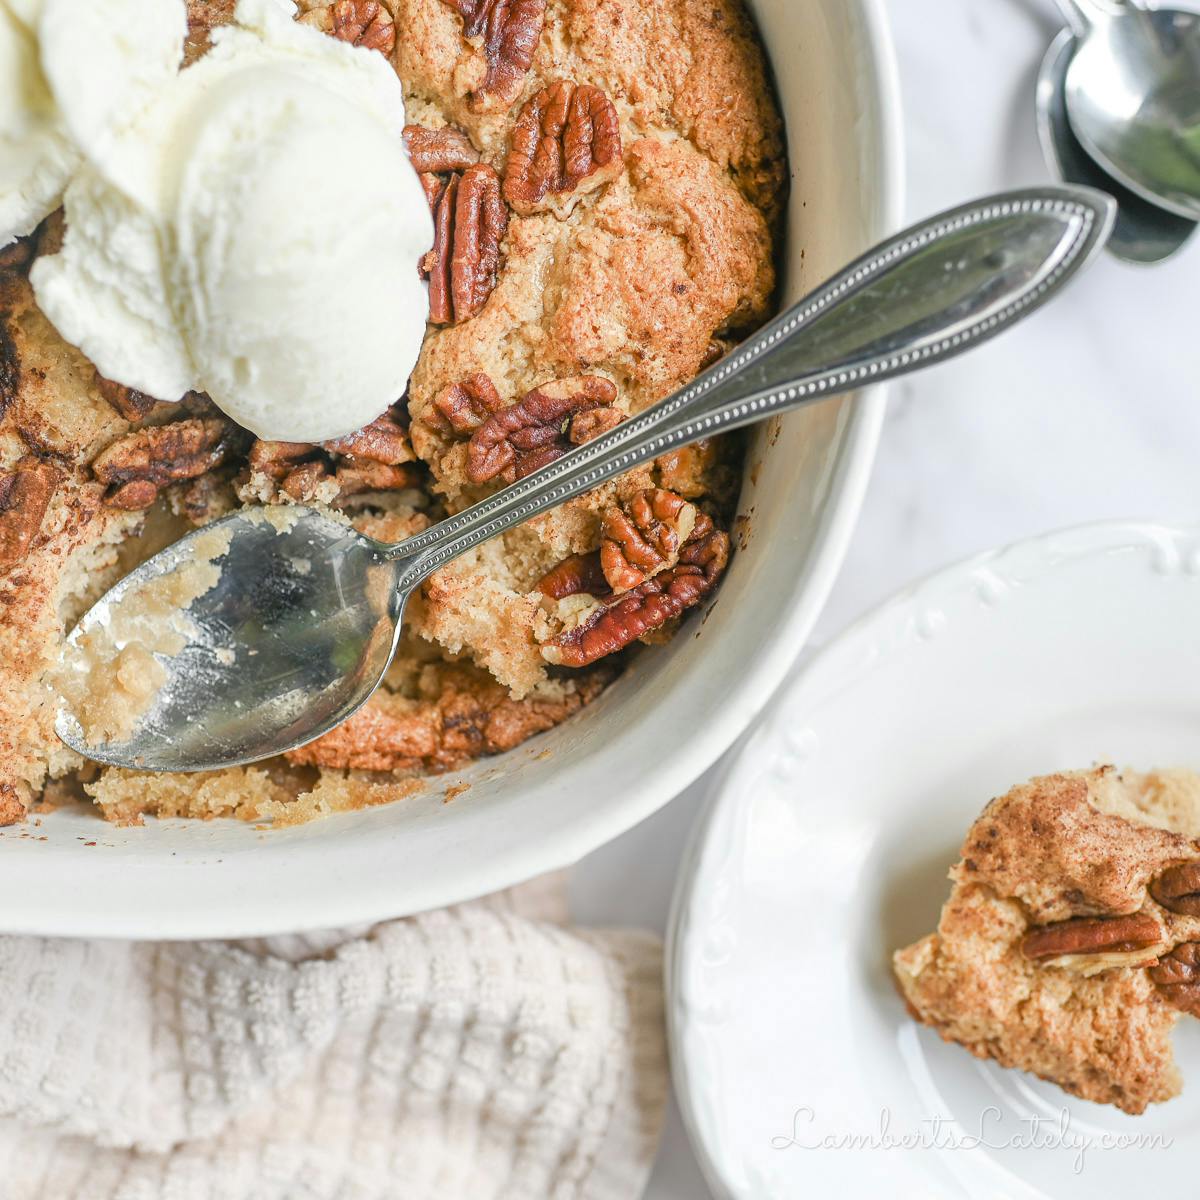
(895, 767, 1200, 1114)
(0, 0, 784, 825)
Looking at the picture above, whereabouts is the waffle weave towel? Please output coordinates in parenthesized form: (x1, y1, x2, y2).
(0, 879, 667, 1199)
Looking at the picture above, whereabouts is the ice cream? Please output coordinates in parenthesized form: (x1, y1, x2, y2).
(29, 0, 433, 443)
(0, 0, 77, 244)
(0, 0, 183, 245)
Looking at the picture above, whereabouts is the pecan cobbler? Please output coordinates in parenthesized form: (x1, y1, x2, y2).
(895, 766, 1200, 1114)
(0, 0, 784, 824)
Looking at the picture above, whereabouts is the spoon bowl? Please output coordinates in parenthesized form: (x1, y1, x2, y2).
(1039, 27, 1198, 263)
(1061, 0, 1200, 219)
(55, 188, 1116, 774)
(55, 509, 403, 771)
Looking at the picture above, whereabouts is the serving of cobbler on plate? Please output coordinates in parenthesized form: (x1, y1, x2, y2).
(896, 765, 1200, 1114)
(0, 0, 784, 825)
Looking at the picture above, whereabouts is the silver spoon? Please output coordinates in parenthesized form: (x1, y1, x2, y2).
(1039, 28, 1198, 262)
(1056, 0, 1200, 220)
(55, 187, 1116, 773)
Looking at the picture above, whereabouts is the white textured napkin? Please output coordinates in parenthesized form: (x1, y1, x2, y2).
(0, 877, 668, 1199)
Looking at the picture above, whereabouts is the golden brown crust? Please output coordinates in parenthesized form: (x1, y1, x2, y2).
(286, 660, 611, 773)
(895, 768, 1200, 1114)
(954, 769, 1200, 923)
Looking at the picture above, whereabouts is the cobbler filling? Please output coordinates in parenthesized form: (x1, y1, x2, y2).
(0, 0, 785, 825)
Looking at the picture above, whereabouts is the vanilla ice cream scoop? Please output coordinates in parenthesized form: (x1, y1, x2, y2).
(0, 0, 183, 244)
(0, 0, 77, 243)
(31, 0, 434, 442)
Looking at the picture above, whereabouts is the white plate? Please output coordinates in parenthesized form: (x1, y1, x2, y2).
(0, 0, 904, 938)
(669, 521, 1200, 1199)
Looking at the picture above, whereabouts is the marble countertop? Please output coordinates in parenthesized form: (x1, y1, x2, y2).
(569, 0, 1200, 1194)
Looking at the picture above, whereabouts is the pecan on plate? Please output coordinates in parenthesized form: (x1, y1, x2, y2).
(403, 125, 479, 175)
(421, 164, 508, 324)
(427, 372, 506, 436)
(1150, 861, 1200, 917)
(535, 550, 609, 600)
(601, 488, 697, 593)
(1149, 942, 1200, 1016)
(95, 373, 162, 422)
(0, 457, 58, 571)
(466, 375, 618, 485)
(504, 82, 623, 217)
(93, 418, 232, 510)
(542, 513, 730, 668)
(1021, 911, 1163, 962)
(298, 0, 395, 53)
(443, 0, 546, 112)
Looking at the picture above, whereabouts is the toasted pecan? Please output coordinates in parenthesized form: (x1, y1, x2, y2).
(403, 125, 479, 175)
(600, 488, 697, 593)
(421, 164, 508, 325)
(1149, 942, 1200, 1015)
(1021, 911, 1163, 961)
(298, 0, 395, 53)
(443, 0, 546, 111)
(92, 418, 233, 510)
(1151, 861, 1200, 917)
(543, 513, 729, 667)
(466, 375, 618, 484)
(0, 457, 59, 570)
(504, 82, 623, 217)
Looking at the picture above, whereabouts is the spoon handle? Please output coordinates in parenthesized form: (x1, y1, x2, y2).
(391, 187, 1114, 589)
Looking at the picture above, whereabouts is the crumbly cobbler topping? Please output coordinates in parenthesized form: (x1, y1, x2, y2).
(0, 0, 783, 825)
(895, 767, 1200, 1114)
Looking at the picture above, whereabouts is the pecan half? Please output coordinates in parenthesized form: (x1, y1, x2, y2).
(536, 550, 609, 600)
(1151, 862, 1200, 917)
(1149, 942, 1200, 1016)
(282, 459, 334, 503)
(95, 373, 162, 422)
(93, 418, 232, 510)
(568, 405, 623, 445)
(656, 439, 722, 499)
(467, 375, 618, 484)
(428, 373, 506, 436)
(444, 0, 546, 111)
(335, 460, 421, 496)
(0, 457, 58, 570)
(323, 407, 413, 465)
(601, 488, 697, 593)
(403, 125, 479, 175)
(180, 472, 233, 525)
(543, 514, 730, 667)
(1021, 911, 1163, 961)
(421, 164, 507, 324)
(299, 0, 395, 53)
(504, 82, 623, 217)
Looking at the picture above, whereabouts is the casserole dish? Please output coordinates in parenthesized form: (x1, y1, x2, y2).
(0, 0, 903, 938)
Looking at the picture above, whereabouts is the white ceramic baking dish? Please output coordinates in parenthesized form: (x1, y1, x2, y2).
(0, 0, 903, 937)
